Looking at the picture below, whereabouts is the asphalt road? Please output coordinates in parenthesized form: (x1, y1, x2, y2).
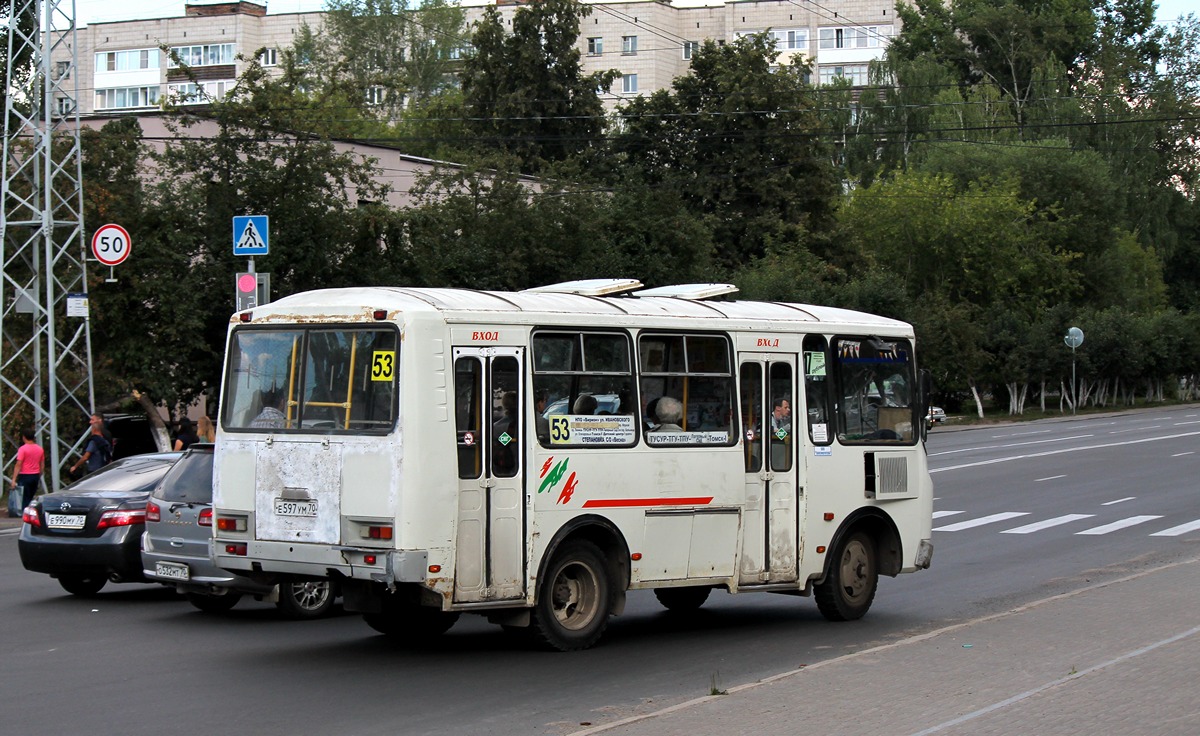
(2, 405, 1197, 736)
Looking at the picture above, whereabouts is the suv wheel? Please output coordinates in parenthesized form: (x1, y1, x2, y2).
(186, 592, 243, 613)
(275, 578, 336, 619)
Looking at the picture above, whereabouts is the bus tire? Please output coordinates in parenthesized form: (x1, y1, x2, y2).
(363, 607, 459, 641)
(653, 586, 711, 612)
(275, 578, 336, 620)
(530, 540, 610, 651)
(815, 531, 877, 622)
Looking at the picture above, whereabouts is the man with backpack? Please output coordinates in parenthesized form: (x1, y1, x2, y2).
(69, 413, 112, 477)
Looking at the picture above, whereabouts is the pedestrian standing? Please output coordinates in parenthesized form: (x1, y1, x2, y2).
(70, 414, 112, 477)
(9, 428, 45, 513)
(197, 415, 215, 443)
(174, 418, 200, 451)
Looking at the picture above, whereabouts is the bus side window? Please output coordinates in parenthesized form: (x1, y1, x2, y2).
(455, 358, 483, 479)
(803, 335, 831, 445)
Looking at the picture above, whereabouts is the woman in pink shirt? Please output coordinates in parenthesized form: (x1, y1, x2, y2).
(9, 428, 45, 512)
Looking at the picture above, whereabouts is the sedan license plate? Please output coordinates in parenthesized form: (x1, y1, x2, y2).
(45, 514, 86, 529)
(274, 498, 317, 517)
(155, 561, 190, 581)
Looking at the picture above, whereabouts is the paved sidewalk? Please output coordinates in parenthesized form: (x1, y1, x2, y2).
(571, 557, 1200, 736)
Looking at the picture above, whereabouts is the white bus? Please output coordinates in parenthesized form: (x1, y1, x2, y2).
(213, 279, 933, 650)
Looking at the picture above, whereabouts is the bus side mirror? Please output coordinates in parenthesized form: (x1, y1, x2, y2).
(920, 369, 934, 435)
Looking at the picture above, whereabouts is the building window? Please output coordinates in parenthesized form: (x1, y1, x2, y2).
(55, 60, 71, 79)
(622, 73, 638, 93)
(54, 95, 75, 117)
(166, 80, 236, 104)
(95, 85, 160, 110)
(682, 40, 698, 60)
(819, 64, 869, 86)
(587, 37, 603, 56)
(259, 48, 278, 67)
(95, 48, 159, 72)
(819, 26, 891, 50)
(168, 43, 235, 68)
(622, 35, 637, 55)
(819, 28, 843, 49)
(774, 29, 808, 50)
(366, 85, 385, 106)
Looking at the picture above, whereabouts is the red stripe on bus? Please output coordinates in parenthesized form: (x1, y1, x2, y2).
(581, 497, 714, 508)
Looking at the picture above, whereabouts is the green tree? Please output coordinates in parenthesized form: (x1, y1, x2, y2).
(612, 34, 838, 270)
(892, 0, 1096, 129)
(841, 169, 1075, 311)
(296, 0, 467, 127)
(81, 119, 215, 417)
(459, 0, 618, 172)
(398, 159, 715, 289)
(84, 59, 391, 414)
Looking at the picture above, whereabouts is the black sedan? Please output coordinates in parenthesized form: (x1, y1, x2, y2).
(19, 452, 182, 596)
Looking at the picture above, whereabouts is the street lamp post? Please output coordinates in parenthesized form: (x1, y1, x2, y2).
(1064, 327, 1084, 415)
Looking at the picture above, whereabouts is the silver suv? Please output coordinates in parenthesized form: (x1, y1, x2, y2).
(141, 444, 336, 618)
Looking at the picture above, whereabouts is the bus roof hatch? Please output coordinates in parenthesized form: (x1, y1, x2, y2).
(633, 283, 740, 300)
(523, 279, 644, 297)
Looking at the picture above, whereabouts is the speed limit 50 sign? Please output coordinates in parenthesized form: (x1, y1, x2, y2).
(91, 223, 131, 266)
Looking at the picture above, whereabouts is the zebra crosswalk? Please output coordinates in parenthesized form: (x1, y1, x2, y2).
(932, 510, 1200, 537)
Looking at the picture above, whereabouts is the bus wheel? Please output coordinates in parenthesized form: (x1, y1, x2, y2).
(653, 586, 711, 612)
(815, 531, 877, 622)
(363, 607, 460, 641)
(530, 540, 610, 651)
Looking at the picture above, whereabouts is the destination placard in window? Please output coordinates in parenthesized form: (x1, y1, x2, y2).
(549, 414, 637, 445)
(646, 431, 730, 446)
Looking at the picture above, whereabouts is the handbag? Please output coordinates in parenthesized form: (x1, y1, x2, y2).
(6, 485, 22, 518)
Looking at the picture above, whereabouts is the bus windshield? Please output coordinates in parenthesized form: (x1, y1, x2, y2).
(222, 327, 399, 433)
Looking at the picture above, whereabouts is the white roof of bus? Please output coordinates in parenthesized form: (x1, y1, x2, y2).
(249, 286, 912, 333)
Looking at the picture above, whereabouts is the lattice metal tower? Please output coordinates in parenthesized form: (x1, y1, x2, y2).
(2, 0, 93, 494)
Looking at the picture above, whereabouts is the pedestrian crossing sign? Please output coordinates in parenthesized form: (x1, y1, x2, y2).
(233, 215, 269, 256)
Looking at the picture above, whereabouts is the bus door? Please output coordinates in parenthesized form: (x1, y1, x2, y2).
(737, 354, 799, 584)
(452, 347, 526, 603)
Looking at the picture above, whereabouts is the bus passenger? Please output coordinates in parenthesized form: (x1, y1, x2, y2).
(573, 394, 598, 415)
(534, 390, 550, 442)
(645, 397, 661, 431)
(652, 396, 684, 432)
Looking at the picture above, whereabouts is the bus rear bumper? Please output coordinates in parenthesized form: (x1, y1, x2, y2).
(914, 538, 934, 569)
(215, 539, 428, 584)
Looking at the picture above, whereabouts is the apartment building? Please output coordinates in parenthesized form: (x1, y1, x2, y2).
(52, 0, 895, 117)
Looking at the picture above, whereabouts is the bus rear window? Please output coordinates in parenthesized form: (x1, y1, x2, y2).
(223, 327, 398, 433)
